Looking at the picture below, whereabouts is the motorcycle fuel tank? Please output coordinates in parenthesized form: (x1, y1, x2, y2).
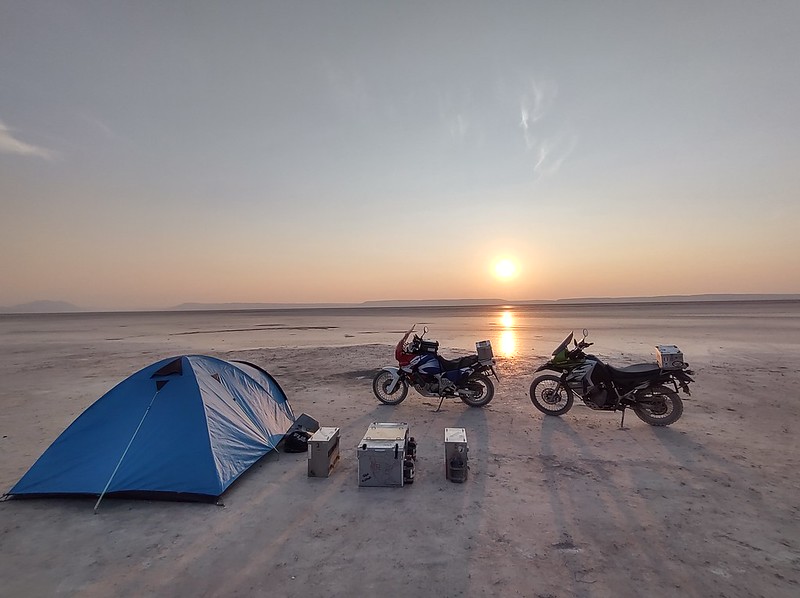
(413, 353, 441, 376)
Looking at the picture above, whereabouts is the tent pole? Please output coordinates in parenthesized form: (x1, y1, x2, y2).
(94, 388, 161, 513)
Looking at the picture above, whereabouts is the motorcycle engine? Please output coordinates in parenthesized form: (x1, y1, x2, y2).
(422, 382, 438, 393)
(584, 385, 614, 410)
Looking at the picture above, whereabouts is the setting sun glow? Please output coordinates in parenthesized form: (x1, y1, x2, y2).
(494, 259, 517, 280)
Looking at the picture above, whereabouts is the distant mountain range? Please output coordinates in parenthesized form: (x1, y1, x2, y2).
(2, 294, 800, 313)
(0, 300, 82, 314)
(172, 294, 800, 310)
(364, 293, 800, 306)
(550, 293, 800, 304)
(170, 302, 354, 311)
(177, 294, 800, 311)
(360, 298, 511, 307)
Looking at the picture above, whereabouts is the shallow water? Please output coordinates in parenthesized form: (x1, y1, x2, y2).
(2, 300, 798, 364)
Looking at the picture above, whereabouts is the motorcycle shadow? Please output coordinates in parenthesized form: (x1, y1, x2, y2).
(536, 414, 681, 588)
(647, 424, 764, 491)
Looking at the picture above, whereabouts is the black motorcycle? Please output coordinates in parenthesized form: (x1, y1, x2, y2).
(529, 330, 694, 427)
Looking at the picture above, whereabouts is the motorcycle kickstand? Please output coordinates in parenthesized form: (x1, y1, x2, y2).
(435, 395, 445, 412)
(619, 407, 627, 429)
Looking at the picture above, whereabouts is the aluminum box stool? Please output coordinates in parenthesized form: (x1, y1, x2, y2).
(307, 427, 340, 478)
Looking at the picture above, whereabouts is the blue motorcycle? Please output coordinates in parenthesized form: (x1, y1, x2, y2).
(373, 325, 498, 411)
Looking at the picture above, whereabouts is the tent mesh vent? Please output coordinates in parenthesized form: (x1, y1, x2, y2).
(151, 358, 183, 378)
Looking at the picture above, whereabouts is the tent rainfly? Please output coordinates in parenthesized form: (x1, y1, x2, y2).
(7, 355, 295, 506)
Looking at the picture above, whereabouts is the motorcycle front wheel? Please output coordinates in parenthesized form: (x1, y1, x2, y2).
(372, 370, 409, 405)
(632, 385, 683, 426)
(460, 375, 495, 407)
(529, 374, 574, 416)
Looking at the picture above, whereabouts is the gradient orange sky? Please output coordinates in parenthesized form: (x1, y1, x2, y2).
(2, 3, 799, 309)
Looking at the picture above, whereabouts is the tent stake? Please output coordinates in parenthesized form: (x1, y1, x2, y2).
(94, 388, 161, 513)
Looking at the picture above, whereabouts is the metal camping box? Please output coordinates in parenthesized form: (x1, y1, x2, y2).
(308, 427, 340, 478)
(476, 340, 494, 362)
(357, 422, 409, 487)
(655, 345, 685, 370)
(445, 427, 469, 482)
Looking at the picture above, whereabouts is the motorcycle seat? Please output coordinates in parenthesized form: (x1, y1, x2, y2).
(607, 362, 661, 380)
(438, 355, 479, 371)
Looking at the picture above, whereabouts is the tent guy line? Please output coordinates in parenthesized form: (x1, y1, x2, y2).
(94, 386, 162, 513)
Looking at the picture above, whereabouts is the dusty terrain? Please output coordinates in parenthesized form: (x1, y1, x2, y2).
(1, 313, 799, 597)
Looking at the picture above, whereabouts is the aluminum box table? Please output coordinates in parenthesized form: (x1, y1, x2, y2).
(357, 422, 410, 487)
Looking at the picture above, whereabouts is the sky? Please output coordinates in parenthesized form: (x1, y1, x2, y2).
(1, 1, 799, 309)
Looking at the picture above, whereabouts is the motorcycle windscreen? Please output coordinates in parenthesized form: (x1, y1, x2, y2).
(552, 332, 574, 357)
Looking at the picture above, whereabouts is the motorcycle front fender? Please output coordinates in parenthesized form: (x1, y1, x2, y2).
(380, 366, 403, 393)
(535, 362, 557, 372)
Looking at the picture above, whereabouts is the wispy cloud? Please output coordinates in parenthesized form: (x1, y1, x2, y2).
(519, 79, 557, 150)
(0, 120, 57, 159)
(79, 113, 117, 140)
(517, 79, 576, 177)
(438, 92, 477, 143)
(449, 113, 469, 140)
(533, 132, 578, 178)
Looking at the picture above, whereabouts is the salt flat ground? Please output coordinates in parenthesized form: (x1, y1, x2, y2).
(1, 305, 798, 597)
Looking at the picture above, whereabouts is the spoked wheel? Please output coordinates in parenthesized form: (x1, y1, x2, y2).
(529, 374, 574, 416)
(372, 370, 409, 405)
(459, 375, 495, 407)
(633, 385, 683, 426)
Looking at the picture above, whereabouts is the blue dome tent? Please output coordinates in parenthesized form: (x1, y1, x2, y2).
(7, 355, 295, 507)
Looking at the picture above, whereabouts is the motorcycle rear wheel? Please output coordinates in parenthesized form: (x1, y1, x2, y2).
(632, 385, 683, 426)
(529, 374, 574, 416)
(372, 370, 409, 405)
(460, 375, 494, 407)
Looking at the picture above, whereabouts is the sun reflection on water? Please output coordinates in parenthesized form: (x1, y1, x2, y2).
(498, 310, 517, 357)
(499, 330, 516, 357)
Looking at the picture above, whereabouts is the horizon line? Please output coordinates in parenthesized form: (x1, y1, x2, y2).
(3, 293, 800, 314)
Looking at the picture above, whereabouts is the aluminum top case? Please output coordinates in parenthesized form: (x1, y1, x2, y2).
(655, 345, 685, 370)
(476, 340, 494, 362)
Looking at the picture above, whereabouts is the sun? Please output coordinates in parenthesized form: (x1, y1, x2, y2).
(494, 259, 517, 280)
